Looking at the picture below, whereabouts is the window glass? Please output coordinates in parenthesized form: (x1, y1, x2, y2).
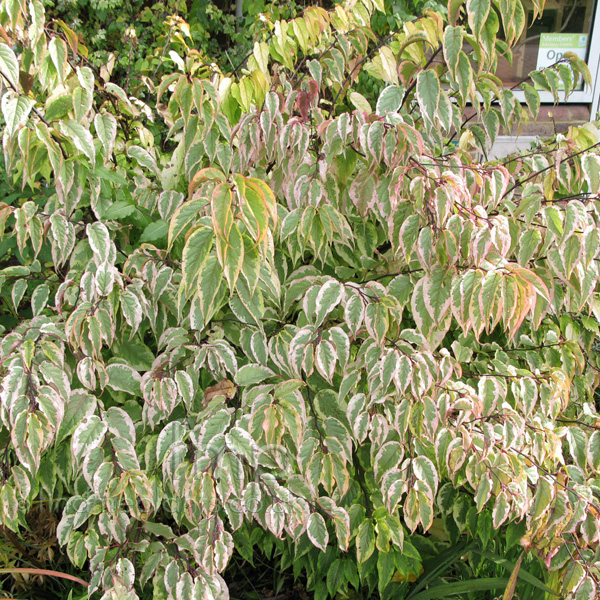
(497, 0, 596, 91)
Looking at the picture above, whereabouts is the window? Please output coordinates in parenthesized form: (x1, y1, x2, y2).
(497, 0, 600, 110)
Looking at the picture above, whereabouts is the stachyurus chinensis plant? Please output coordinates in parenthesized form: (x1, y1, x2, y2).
(0, 0, 599, 598)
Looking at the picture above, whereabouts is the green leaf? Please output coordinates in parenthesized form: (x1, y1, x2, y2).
(102, 201, 135, 221)
(168, 198, 210, 249)
(49, 37, 68, 81)
(211, 182, 234, 241)
(197, 255, 225, 322)
(71, 415, 107, 462)
(235, 364, 275, 386)
(327, 559, 346, 597)
(349, 91, 372, 114)
(521, 83, 540, 118)
(225, 427, 260, 467)
(582, 154, 600, 194)
(60, 119, 96, 165)
(114, 338, 154, 371)
(94, 113, 118, 158)
(87, 222, 111, 262)
(356, 520, 375, 563)
(31, 284, 49, 317)
(314, 279, 344, 326)
(492, 493, 510, 528)
(412, 456, 438, 496)
(416, 70, 440, 126)
(530, 476, 553, 521)
(1, 94, 35, 136)
(181, 226, 214, 295)
(0, 43, 19, 87)
(157, 421, 185, 464)
(376, 85, 403, 115)
(144, 521, 175, 539)
(575, 578, 596, 600)
(315, 340, 336, 383)
(443, 26, 463, 75)
(563, 562, 585, 595)
(307, 512, 329, 552)
(120, 290, 143, 334)
(140, 220, 168, 243)
(106, 363, 142, 396)
(128, 145, 159, 175)
(223, 223, 244, 290)
(57, 391, 97, 444)
(467, 0, 490, 39)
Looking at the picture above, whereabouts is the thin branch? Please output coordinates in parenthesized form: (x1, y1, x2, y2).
(400, 44, 443, 109)
(557, 418, 600, 431)
(0, 69, 67, 158)
(327, 23, 417, 118)
(502, 141, 600, 199)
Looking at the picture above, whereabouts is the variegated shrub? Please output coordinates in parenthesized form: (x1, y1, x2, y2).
(0, 0, 599, 599)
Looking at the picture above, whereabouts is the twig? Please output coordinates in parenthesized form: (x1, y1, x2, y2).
(400, 45, 442, 109)
(327, 24, 414, 118)
(557, 418, 600, 431)
(502, 141, 600, 199)
(152, 24, 175, 81)
(0, 69, 67, 158)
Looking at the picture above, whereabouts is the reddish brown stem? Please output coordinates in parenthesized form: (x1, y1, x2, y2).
(0, 568, 88, 587)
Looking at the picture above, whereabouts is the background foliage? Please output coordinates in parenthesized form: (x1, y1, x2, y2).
(0, 0, 600, 599)
(40, 0, 321, 91)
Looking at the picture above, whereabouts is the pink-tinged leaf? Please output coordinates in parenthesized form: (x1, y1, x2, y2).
(211, 183, 234, 241)
(492, 492, 510, 528)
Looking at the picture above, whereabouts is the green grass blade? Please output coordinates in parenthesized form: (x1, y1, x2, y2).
(408, 577, 511, 600)
(406, 541, 475, 598)
(474, 549, 559, 596)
